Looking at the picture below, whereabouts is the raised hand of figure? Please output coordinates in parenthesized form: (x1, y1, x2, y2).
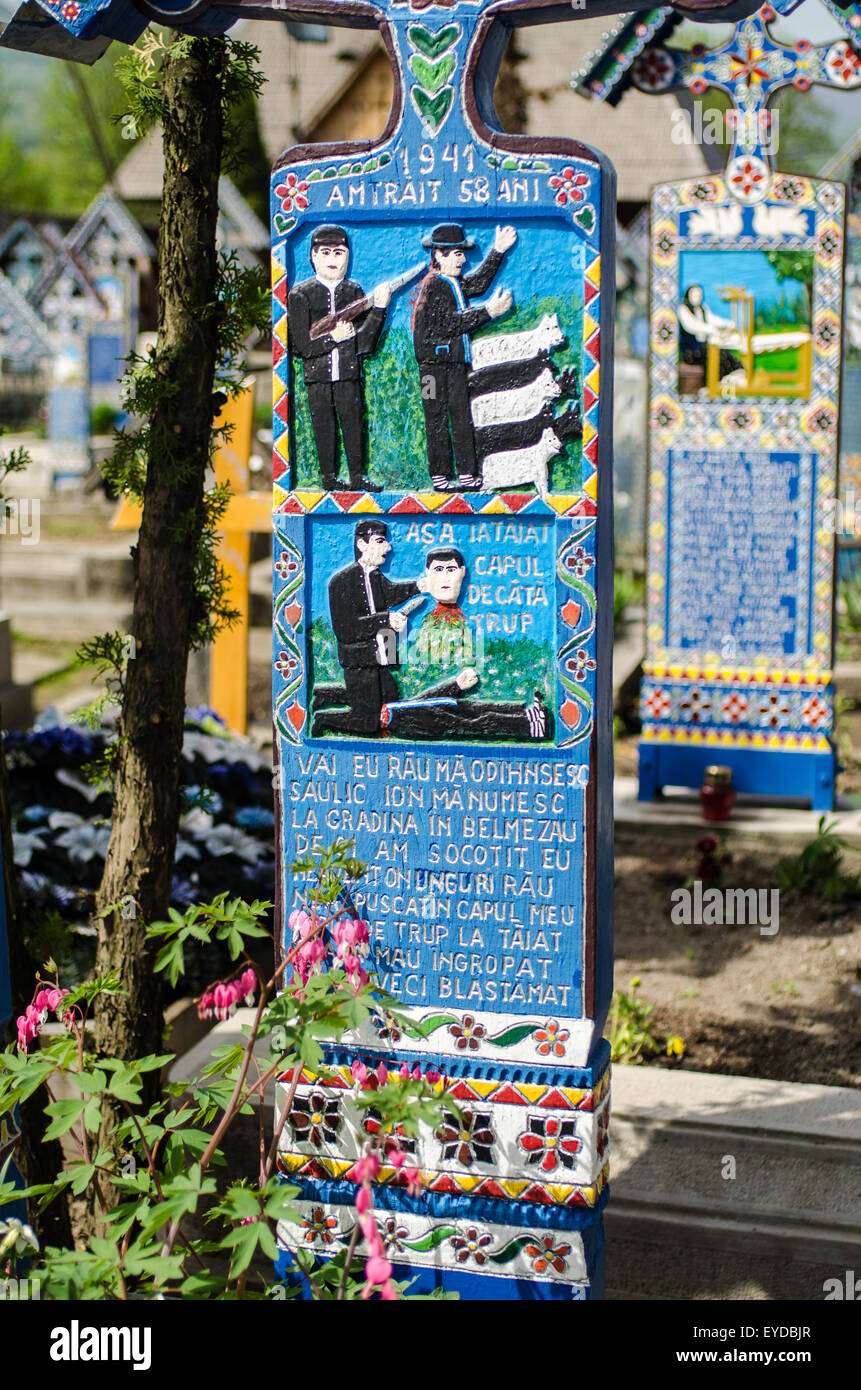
(487, 288, 513, 320)
(456, 667, 479, 691)
(416, 576, 430, 593)
(389, 611, 408, 633)
(331, 320, 356, 342)
(494, 225, 517, 254)
(372, 281, 393, 309)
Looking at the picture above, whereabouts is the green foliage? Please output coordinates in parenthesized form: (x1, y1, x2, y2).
(606, 978, 664, 1064)
(147, 893, 270, 987)
(90, 404, 119, 435)
(776, 816, 861, 902)
(0, 843, 454, 1301)
(613, 570, 642, 629)
(0, 434, 31, 511)
(763, 248, 813, 289)
(0, 52, 130, 213)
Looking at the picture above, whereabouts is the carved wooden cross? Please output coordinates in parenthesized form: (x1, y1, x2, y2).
(580, 3, 861, 201)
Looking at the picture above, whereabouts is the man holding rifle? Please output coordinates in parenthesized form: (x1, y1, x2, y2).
(287, 224, 395, 492)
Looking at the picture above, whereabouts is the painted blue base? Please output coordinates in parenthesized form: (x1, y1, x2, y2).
(274, 1213, 605, 1301)
(316, 1038, 611, 1091)
(637, 741, 835, 811)
(281, 1176, 610, 1234)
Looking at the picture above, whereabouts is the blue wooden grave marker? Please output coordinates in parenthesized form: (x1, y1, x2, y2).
(264, 0, 619, 1302)
(579, 3, 859, 810)
(2, 0, 791, 1300)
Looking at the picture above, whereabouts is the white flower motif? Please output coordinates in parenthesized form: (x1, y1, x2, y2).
(12, 829, 47, 867)
(182, 731, 268, 770)
(201, 825, 267, 864)
(180, 808, 214, 835)
(48, 810, 86, 830)
(0, 1217, 40, 1255)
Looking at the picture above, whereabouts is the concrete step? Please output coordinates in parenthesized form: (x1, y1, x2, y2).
(0, 543, 133, 605)
(6, 598, 133, 641)
(614, 774, 861, 844)
(607, 1064, 861, 1299)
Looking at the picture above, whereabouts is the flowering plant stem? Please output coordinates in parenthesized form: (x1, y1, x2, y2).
(0, 839, 454, 1300)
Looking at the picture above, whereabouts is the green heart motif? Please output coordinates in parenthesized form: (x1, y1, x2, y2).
(573, 203, 596, 235)
(411, 85, 454, 134)
(409, 52, 456, 95)
(408, 23, 459, 59)
(274, 213, 296, 236)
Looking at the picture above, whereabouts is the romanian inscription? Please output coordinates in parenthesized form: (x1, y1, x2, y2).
(286, 750, 586, 1015)
(668, 448, 811, 657)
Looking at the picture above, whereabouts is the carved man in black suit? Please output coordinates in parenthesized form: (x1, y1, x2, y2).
(288, 224, 390, 491)
(412, 223, 516, 491)
(312, 520, 428, 737)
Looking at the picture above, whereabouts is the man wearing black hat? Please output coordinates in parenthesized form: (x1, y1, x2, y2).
(288, 225, 391, 491)
(412, 223, 516, 490)
(313, 520, 428, 737)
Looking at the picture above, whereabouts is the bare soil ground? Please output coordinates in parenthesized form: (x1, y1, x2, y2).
(613, 785, 861, 1089)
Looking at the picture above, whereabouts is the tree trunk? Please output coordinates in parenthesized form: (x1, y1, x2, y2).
(1, 733, 73, 1249)
(93, 39, 226, 1095)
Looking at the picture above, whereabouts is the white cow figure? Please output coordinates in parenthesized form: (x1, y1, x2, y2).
(471, 366, 561, 429)
(471, 313, 565, 371)
(480, 427, 562, 497)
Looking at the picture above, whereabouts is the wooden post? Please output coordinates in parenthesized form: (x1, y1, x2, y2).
(112, 381, 270, 732)
(268, 0, 615, 1301)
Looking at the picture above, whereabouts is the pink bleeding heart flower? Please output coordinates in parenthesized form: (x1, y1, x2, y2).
(333, 918, 370, 961)
(353, 1154, 380, 1185)
(351, 1059, 369, 1087)
(197, 989, 215, 1020)
(403, 1166, 422, 1196)
(364, 1255, 394, 1286)
(239, 967, 258, 1006)
(295, 938, 327, 982)
(16, 1004, 41, 1053)
(288, 908, 314, 941)
(342, 951, 369, 992)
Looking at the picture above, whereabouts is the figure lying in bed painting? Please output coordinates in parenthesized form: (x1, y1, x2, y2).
(311, 521, 551, 742)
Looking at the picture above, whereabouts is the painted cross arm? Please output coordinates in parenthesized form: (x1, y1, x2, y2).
(0, 0, 798, 64)
(573, 0, 861, 105)
(576, 4, 861, 180)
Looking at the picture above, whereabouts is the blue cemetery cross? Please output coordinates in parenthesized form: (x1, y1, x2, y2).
(579, 3, 859, 810)
(268, 0, 618, 1301)
(0, 0, 764, 1302)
